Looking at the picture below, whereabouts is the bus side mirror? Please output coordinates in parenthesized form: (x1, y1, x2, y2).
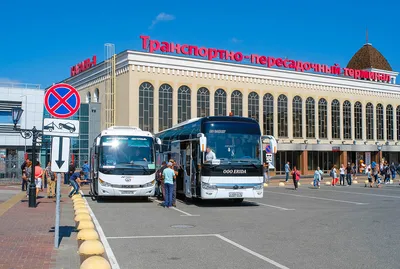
(96, 137, 101, 146)
(197, 133, 207, 152)
(156, 138, 162, 145)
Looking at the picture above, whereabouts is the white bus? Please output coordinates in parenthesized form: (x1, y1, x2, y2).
(155, 116, 269, 203)
(90, 126, 161, 198)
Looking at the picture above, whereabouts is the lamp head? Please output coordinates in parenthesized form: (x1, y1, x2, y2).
(11, 107, 23, 128)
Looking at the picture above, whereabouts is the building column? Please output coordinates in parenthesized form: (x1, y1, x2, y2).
(315, 100, 319, 139)
(153, 81, 159, 133)
(210, 87, 215, 116)
(273, 95, 278, 138)
(288, 94, 293, 139)
(258, 91, 264, 134)
(302, 98, 306, 140)
(340, 102, 344, 141)
(383, 105, 387, 141)
(351, 102, 355, 141)
(327, 99, 332, 141)
(301, 150, 308, 175)
(373, 104, 377, 141)
(340, 151, 348, 166)
(362, 103, 367, 142)
(242, 89, 248, 117)
(172, 83, 179, 125)
(226, 88, 231, 116)
(191, 86, 197, 119)
(393, 107, 397, 142)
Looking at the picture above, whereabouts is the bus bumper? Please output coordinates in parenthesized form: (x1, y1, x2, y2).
(97, 185, 155, 197)
(201, 188, 263, 199)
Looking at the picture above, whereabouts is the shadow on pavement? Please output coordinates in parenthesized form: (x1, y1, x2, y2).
(49, 225, 76, 245)
(178, 198, 259, 208)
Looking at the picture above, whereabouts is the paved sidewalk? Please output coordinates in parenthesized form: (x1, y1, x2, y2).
(0, 184, 80, 269)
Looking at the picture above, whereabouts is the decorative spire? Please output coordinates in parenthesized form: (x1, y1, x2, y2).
(366, 27, 369, 44)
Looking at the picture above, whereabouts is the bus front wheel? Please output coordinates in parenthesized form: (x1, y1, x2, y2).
(231, 198, 244, 203)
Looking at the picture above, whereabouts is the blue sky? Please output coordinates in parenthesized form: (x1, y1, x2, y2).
(1, 0, 399, 87)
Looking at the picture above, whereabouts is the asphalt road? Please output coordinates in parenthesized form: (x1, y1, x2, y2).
(84, 182, 400, 269)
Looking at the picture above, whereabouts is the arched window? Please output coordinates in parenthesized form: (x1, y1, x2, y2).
(354, 102, 362, 140)
(139, 82, 154, 132)
(248, 92, 259, 121)
(94, 88, 99, 102)
(231, 90, 243, 116)
(318, 98, 327, 139)
(293, 96, 302, 138)
(159, 84, 173, 131)
(331, 100, 340, 139)
(306, 97, 315, 138)
(397, 106, 400, 140)
(343, 101, 351, 139)
(178, 85, 191, 123)
(376, 104, 384, 140)
(386, 105, 393, 140)
(214, 89, 226, 116)
(197, 87, 210, 117)
(366, 103, 374, 140)
(277, 94, 288, 137)
(263, 93, 274, 135)
(86, 91, 91, 103)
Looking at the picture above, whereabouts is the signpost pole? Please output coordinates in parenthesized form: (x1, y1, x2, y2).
(54, 172, 61, 248)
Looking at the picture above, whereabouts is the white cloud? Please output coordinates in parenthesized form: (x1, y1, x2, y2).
(149, 12, 175, 29)
(231, 38, 243, 43)
(0, 77, 21, 84)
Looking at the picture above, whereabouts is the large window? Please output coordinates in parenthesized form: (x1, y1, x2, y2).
(343, 100, 351, 139)
(354, 102, 362, 140)
(366, 103, 374, 140)
(331, 99, 340, 139)
(376, 104, 384, 140)
(263, 93, 274, 135)
(293, 96, 302, 138)
(231, 90, 243, 116)
(387, 105, 393, 140)
(248, 92, 259, 121)
(318, 98, 327, 139)
(397, 106, 400, 140)
(86, 91, 91, 103)
(139, 82, 154, 132)
(197, 87, 210, 117)
(159, 84, 173, 131)
(178, 85, 191, 123)
(306, 97, 315, 138)
(214, 89, 227, 116)
(277, 94, 288, 137)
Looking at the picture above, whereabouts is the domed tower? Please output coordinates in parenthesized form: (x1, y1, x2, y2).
(347, 42, 398, 84)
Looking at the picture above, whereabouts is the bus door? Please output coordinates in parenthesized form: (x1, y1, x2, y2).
(182, 143, 192, 198)
(192, 142, 200, 197)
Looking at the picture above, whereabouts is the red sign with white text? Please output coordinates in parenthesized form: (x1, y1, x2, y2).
(70, 56, 97, 77)
(140, 36, 391, 83)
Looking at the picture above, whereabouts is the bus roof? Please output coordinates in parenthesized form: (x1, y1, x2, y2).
(100, 126, 153, 137)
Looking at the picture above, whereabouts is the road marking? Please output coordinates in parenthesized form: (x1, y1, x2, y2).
(107, 233, 290, 269)
(251, 202, 295, 211)
(80, 191, 121, 269)
(214, 234, 290, 269)
(150, 198, 199, 217)
(317, 189, 400, 199)
(107, 234, 216, 239)
(263, 190, 368, 205)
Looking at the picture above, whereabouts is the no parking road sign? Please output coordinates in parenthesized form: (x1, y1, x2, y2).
(44, 83, 80, 118)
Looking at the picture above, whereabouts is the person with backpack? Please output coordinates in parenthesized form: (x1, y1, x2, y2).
(330, 165, 338, 186)
(291, 166, 300, 190)
(45, 161, 56, 198)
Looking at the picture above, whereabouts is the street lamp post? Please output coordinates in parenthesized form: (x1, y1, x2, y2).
(12, 107, 42, 208)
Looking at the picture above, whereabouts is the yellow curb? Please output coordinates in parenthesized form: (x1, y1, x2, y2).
(75, 208, 90, 215)
(0, 191, 26, 217)
(80, 256, 111, 269)
(75, 213, 92, 223)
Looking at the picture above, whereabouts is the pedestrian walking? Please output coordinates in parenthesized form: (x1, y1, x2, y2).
(45, 162, 56, 198)
(291, 166, 300, 190)
(390, 162, 396, 180)
(330, 165, 338, 186)
(20, 158, 29, 191)
(339, 164, 346, 186)
(263, 162, 270, 184)
(285, 161, 291, 182)
(82, 161, 90, 181)
(169, 159, 179, 207)
(383, 162, 391, 184)
(68, 171, 84, 198)
(25, 160, 32, 197)
(313, 167, 323, 188)
(155, 161, 167, 199)
(346, 163, 352, 186)
(367, 168, 373, 188)
(162, 162, 175, 208)
(34, 161, 43, 198)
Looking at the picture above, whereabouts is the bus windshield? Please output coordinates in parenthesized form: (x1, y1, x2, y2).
(204, 122, 261, 164)
(99, 136, 155, 170)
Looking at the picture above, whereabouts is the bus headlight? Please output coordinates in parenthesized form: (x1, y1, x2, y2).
(202, 182, 217, 190)
(143, 180, 155, 188)
(99, 178, 111, 187)
(253, 184, 263, 190)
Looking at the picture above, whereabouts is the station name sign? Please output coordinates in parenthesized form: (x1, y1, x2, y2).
(70, 56, 97, 77)
(140, 36, 391, 83)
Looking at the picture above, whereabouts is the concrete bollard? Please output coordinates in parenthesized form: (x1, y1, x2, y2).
(74, 204, 87, 211)
(74, 199, 85, 204)
(353, 180, 358, 184)
(77, 220, 95, 231)
(75, 213, 92, 227)
(278, 182, 285, 187)
(80, 256, 111, 269)
(297, 182, 301, 186)
(78, 240, 105, 264)
(75, 208, 90, 216)
(325, 181, 331, 186)
(310, 182, 314, 185)
(364, 180, 369, 187)
(390, 179, 393, 184)
(77, 228, 99, 248)
(72, 196, 83, 201)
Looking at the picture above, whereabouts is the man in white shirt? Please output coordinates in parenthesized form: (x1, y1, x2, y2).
(205, 147, 216, 162)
